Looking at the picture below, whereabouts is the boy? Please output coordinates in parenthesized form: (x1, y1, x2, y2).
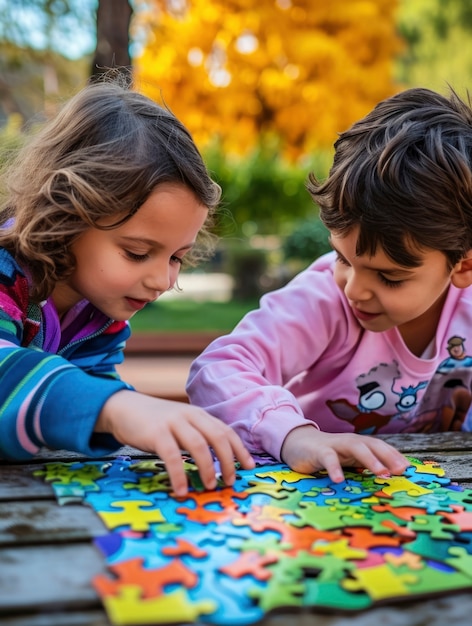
(187, 87, 472, 482)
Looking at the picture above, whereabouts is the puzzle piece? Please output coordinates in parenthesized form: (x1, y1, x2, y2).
(177, 487, 243, 525)
(406, 457, 446, 478)
(98, 500, 165, 532)
(94, 557, 198, 597)
(404, 563, 472, 596)
(124, 474, 171, 494)
(101, 586, 216, 625)
(407, 514, 460, 540)
(342, 563, 418, 601)
(442, 507, 472, 532)
(374, 476, 432, 497)
(373, 492, 454, 515)
(446, 546, 472, 579)
(34, 461, 104, 488)
(219, 550, 279, 581)
(291, 500, 356, 531)
(161, 538, 207, 559)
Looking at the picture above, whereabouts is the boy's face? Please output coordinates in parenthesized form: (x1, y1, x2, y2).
(330, 227, 454, 353)
(53, 183, 208, 321)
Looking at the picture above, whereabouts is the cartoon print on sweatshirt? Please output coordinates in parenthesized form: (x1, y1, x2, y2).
(326, 361, 423, 435)
(328, 336, 472, 435)
(437, 335, 472, 373)
(424, 335, 472, 431)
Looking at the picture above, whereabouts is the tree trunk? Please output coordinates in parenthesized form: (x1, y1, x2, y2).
(90, 0, 133, 84)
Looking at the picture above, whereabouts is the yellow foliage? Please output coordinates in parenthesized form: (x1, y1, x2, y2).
(134, 0, 403, 159)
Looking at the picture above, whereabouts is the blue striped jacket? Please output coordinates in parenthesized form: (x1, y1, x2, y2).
(0, 247, 132, 459)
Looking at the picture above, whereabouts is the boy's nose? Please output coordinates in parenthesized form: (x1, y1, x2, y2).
(344, 271, 369, 301)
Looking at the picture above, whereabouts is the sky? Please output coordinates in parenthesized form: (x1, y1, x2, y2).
(0, 0, 98, 60)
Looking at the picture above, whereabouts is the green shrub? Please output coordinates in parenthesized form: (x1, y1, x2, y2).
(283, 218, 331, 265)
(203, 142, 332, 237)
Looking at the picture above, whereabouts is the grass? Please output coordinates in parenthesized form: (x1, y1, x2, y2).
(129, 298, 260, 333)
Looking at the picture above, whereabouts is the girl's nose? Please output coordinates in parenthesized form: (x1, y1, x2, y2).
(145, 265, 172, 293)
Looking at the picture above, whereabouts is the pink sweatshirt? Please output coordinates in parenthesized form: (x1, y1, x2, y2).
(187, 252, 472, 460)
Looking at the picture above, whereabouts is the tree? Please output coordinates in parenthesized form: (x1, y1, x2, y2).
(396, 0, 472, 94)
(134, 0, 403, 159)
(91, 0, 133, 82)
(0, 0, 95, 121)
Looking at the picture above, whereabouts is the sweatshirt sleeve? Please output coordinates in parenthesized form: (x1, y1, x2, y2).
(186, 253, 350, 460)
(0, 288, 131, 460)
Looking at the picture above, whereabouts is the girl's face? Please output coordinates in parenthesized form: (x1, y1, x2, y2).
(330, 227, 456, 355)
(53, 183, 208, 321)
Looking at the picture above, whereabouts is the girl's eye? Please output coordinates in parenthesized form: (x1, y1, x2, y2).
(170, 255, 183, 266)
(379, 273, 403, 288)
(125, 250, 149, 262)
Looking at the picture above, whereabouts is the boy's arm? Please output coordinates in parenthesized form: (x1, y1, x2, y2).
(187, 263, 347, 460)
(281, 425, 409, 481)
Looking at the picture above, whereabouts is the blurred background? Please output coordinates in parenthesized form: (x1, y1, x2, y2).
(1, 0, 472, 335)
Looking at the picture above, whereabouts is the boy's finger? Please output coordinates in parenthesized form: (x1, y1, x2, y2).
(318, 449, 345, 483)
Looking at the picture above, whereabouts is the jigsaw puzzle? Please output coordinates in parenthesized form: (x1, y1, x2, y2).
(35, 455, 472, 625)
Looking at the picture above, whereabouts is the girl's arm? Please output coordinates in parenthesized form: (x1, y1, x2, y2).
(96, 390, 255, 497)
(0, 337, 130, 459)
(0, 281, 255, 493)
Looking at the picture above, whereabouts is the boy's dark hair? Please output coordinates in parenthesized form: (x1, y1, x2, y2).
(308, 87, 472, 269)
(0, 80, 221, 301)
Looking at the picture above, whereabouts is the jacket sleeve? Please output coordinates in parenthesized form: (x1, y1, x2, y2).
(0, 298, 131, 461)
(62, 319, 133, 381)
(186, 254, 350, 460)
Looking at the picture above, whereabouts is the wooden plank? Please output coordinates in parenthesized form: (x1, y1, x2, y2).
(0, 501, 106, 546)
(0, 611, 109, 626)
(5, 598, 472, 626)
(0, 544, 105, 612)
(0, 447, 155, 466)
(124, 331, 221, 355)
(0, 465, 55, 501)
(379, 431, 472, 452)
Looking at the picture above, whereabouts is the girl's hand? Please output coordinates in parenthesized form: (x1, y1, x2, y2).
(280, 424, 409, 481)
(96, 390, 255, 497)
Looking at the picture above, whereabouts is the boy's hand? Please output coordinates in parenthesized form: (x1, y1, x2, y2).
(280, 424, 409, 481)
(97, 390, 255, 497)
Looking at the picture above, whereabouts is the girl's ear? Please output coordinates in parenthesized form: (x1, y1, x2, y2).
(451, 250, 472, 288)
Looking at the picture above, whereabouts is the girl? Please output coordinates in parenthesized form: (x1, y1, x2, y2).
(0, 80, 254, 496)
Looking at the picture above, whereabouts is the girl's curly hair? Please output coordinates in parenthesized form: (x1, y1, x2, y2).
(0, 79, 221, 302)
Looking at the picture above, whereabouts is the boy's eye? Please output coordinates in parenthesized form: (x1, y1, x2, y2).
(378, 273, 403, 288)
(335, 252, 350, 266)
(125, 250, 149, 262)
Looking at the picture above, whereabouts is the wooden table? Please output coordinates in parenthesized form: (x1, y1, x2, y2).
(2, 432, 472, 626)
